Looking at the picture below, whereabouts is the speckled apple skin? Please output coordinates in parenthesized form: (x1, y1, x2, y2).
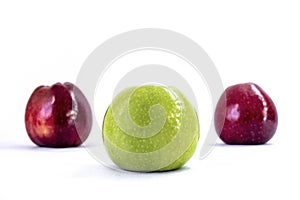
(214, 83, 278, 144)
(103, 85, 200, 172)
(25, 82, 92, 147)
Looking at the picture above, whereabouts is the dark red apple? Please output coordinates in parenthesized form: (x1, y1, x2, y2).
(25, 82, 92, 147)
(214, 83, 278, 144)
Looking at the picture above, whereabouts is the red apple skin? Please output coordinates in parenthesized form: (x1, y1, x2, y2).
(214, 83, 278, 144)
(25, 82, 92, 147)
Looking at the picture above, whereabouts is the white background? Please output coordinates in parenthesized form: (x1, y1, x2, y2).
(0, 0, 299, 199)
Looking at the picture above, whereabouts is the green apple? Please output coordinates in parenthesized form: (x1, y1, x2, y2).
(102, 85, 199, 172)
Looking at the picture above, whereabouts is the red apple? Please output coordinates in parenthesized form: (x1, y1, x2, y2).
(25, 82, 92, 147)
(214, 83, 278, 144)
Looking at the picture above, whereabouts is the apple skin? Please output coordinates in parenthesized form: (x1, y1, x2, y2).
(102, 85, 200, 172)
(214, 83, 278, 144)
(25, 82, 92, 147)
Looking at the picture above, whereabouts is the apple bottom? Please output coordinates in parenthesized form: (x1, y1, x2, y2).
(104, 133, 199, 172)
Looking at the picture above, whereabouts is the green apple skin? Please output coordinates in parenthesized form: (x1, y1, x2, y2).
(103, 85, 200, 172)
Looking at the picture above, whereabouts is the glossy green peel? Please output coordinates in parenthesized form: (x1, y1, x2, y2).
(102, 85, 200, 172)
